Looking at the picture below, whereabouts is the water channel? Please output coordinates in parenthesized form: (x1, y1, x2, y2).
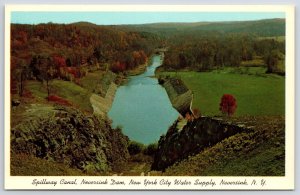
(108, 55, 179, 144)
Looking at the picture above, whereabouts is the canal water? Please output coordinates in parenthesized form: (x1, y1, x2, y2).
(108, 55, 179, 144)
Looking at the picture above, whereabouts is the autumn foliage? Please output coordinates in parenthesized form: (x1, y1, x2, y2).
(53, 56, 66, 68)
(47, 95, 72, 106)
(10, 23, 158, 96)
(110, 61, 126, 73)
(219, 94, 237, 116)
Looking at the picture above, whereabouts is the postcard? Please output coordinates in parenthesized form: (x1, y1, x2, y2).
(4, 4, 295, 190)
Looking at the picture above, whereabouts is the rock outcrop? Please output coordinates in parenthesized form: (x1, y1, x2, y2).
(152, 117, 252, 171)
(11, 105, 130, 174)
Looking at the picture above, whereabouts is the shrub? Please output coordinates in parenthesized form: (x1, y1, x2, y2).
(144, 143, 158, 156)
(127, 141, 145, 155)
(219, 94, 237, 116)
(192, 108, 201, 119)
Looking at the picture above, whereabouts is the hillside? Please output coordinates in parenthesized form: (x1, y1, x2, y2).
(10, 22, 161, 96)
(120, 18, 285, 37)
(162, 116, 285, 176)
(10, 67, 132, 175)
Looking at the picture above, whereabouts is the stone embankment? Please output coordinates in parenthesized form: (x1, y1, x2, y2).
(89, 71, 118, 117)
(158, 77, 193, 116)
(90, 83, 117, 117)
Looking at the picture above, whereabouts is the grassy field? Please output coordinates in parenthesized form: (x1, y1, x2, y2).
(158, 68, 285, 116)
(52, 80, 92, 111)
(80, 70, 105, 93)
(27, 79, 92, 112)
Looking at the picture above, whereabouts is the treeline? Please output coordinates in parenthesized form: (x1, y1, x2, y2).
(162, 32, 285, 72)
(11, 23, 162, 96)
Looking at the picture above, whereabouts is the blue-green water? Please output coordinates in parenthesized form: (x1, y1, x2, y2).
(108, 55, 179, 144)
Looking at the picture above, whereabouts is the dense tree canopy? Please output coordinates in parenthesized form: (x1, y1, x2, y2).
(162, 33, 285, 71)
(11, 23, 163, 95)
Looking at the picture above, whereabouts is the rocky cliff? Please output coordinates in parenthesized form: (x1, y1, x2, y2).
(11, 105, 130, 174)
(152, 117, 252, 171)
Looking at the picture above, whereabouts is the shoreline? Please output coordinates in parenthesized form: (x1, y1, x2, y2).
(126, 54, 155, 76)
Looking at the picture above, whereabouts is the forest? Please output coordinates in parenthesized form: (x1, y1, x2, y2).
(11, 22, 162, 96)
(162, 33, 285, 73)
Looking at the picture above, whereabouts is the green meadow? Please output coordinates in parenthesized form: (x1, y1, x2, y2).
(159, 67, 285, 117)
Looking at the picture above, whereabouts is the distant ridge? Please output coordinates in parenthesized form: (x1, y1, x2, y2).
(115, 18, 285, 37)
(121, 18, 284, 27)
(70, 21, 98, 27)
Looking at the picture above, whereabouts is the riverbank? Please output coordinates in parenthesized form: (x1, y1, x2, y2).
(92, 55, 154, 115)
(126, 55, 155, 76)
(158, 76, 193, 116)
(126, 61, 149, 76)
